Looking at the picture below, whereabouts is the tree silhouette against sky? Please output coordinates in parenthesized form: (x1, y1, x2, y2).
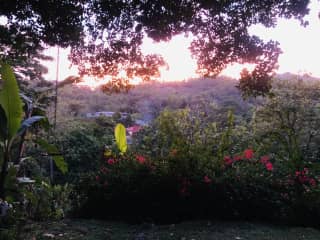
(0, 0, 311, 95)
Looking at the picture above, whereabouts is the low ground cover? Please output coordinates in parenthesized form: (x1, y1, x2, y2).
(23, 219, 320, 240)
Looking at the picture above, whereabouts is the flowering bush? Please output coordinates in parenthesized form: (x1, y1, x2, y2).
(73, 147, 320, 225)
(70, 82, 320, 225)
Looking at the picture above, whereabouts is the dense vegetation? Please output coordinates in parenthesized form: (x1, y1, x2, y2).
(1, 1, 320, 238)
(66, 76, 320, 226)
(1, 62, 320, 238)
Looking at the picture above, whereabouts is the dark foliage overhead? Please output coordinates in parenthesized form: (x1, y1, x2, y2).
(0, 0, 310, 95)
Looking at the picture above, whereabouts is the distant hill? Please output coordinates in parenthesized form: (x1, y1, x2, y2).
(53, 73, 318, 123)
(54, 77, 253, 120)
(275, 72, 320, 82)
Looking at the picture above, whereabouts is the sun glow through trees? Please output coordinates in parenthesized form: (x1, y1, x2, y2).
(42, 0, 320, 89)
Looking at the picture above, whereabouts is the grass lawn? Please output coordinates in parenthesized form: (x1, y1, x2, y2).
(22, 219, 320, 240)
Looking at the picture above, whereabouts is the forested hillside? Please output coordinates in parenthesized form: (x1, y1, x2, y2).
(54, 73, 320, 125)
(55, 76, 254, 122)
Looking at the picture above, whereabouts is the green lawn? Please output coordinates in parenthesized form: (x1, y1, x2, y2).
(22, 219, 320, 240)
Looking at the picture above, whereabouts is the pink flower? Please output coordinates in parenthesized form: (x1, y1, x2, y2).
(203, 175, 212, 184)
(265, 162, 273, 171)
(295, 169, 310, 183)
(244, 149, 254, 159)
(260, 155, 270, 164)
(107, 158, 116, 165)
(224, 156, 233, 165)
(309, 178, 317, 187)
(136, 155, 146, 164)
(95, 175, 100, 181)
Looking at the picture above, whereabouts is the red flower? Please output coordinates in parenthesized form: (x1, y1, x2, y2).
(295, 169, 310, 183)
(136, 155, 146, 164)
(203, 175, 212, 184)
(244, 149, 254, 159)
(224, 156, 233, 165)
(265, 162, 273, 171)
(260, 155, 270, 164)
(95, 175, 100, 181)
(233, 155, 243, 161)
(107, 158, 116, 165)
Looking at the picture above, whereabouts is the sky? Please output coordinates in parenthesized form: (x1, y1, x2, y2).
(42, 0, 320, 87)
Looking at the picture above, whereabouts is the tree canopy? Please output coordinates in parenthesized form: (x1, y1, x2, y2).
(0, 0, 310, 95)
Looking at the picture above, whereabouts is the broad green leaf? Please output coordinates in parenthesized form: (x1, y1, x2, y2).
(51, 155, 68, 174)
(0, 63, 23, 139)
(36, 139, 68, 174)
(114, 123, 127, 154)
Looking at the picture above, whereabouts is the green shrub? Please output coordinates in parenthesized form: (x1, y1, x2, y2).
(55, 120, 114, 183)
(74, 146, 320, 225)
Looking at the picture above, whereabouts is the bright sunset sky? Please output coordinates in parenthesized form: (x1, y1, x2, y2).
(43, 0, 320, 88)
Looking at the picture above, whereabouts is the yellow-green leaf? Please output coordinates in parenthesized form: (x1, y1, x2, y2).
(104, 149, 112, 157)
(114, 123, 127, 154)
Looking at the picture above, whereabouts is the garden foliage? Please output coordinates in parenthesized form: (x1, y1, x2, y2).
(0, 62, 70, 239)
(74, 81, 320, 225)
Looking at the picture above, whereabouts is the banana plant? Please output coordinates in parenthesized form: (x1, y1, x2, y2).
(0, 62, 24, 198)
(0, 62, 66, 198)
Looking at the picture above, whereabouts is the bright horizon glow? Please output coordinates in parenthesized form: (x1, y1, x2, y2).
(42, 0, 320, 88)
(141, 35, 198, 82)
(249, 0, 320, 77)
